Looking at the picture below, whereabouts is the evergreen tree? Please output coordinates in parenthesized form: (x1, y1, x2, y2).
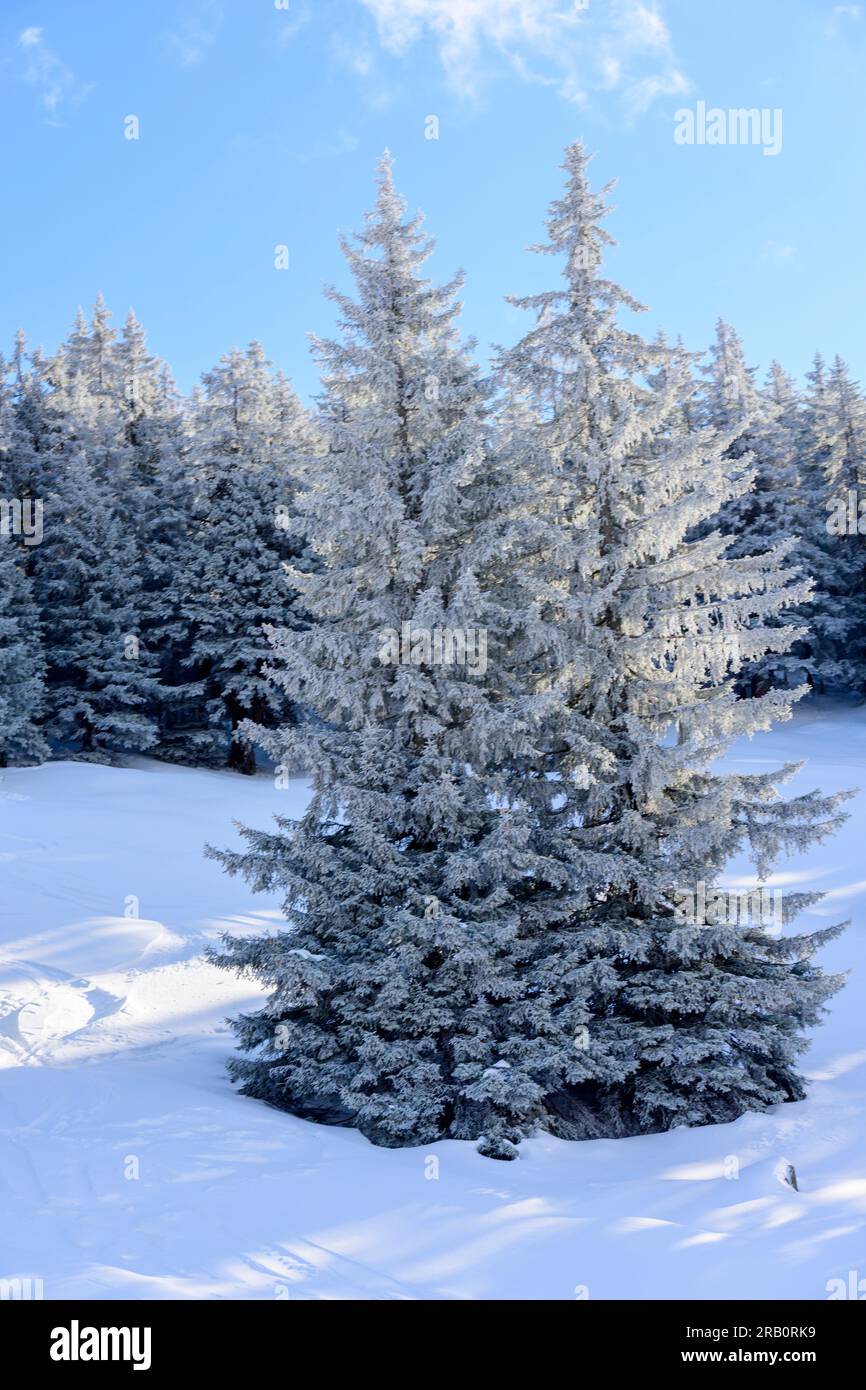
(0, 360, 47, 765)
(24, 307, 161, 760)
(177, 343, 310, 771)
(748, 360, 823, 693)
(112, 310, 201, 757)
(0, 534, 47, 766)
(796, 354, 866, 692)
(698, 320, 769, 556)
(206, 154, 547, 1153)
(727, 359, 815, 693)
(486, 142, 849, 1143)
(0, 335, 51, 571)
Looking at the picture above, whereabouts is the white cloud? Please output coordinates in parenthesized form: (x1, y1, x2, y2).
(331, 32, 399, 110)
(17, 26, 92, 116)
(627, 68, 689, 113)
(599, 56, 622, 89)
(277, 5, 313, 47)
(356, 0, 688, 109)
(163, 0, 224, 67)
(823, 4, 861, 37)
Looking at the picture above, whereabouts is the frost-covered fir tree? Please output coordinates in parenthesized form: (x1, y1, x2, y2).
(795, 354, 866, 692)
(35, 451, 160, 760)
(0, 362, 47, 765)
(60, 297, 134, 489)
(112, 310, 201, 756)
(178, 344, 310, 771)
(698, 320, 770, 557)
(0, 336, 51, 573)
(671, 329, 814, 693)
(730, 360, 815, 693)
(0, 533, 47, 766)
(484, 142, 849, 1142)
(749, 360, 827, 693)
(21, 310, 161, 759)
(207, 154, 556, 1154)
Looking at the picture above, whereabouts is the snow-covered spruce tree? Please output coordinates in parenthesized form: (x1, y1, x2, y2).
(794, 354, 866, 693)
(695, 326, 840, 695)
(698, 318, 763, 546)
(0, 532, 47, 767)
(112, 310, 202, 753)
(702, 332, 811, 561)
(177, 343, 310, 772)
(697, 325, 791, 555)
(207, 154, 556, 1156)
(486, 142, 849, 1141)
(1, 344, 28, 500)
(0, 361, 47, 765)
(749, 360, 830, 693)
(0, 335, 53, 574)
(759, 360, 809, 557)
(666, 330, 813, 694)
(23, 309, 161, 760)
(700, 329, 866, 694)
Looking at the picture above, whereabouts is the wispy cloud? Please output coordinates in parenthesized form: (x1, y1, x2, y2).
(163, 0, 224, 67)
(823, 3, 861, 37)
(277, 3, 313, 47)
(627, 69, 690, 114)
(17, 26, 91, 117)
(356, 0, 689, 110)
(331, 32, 399, 110)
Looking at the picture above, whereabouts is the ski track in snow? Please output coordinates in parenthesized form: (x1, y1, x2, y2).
(1, 704, 865, 1300)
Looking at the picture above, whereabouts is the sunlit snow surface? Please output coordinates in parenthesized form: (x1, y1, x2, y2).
(1, 702, 865, 1300)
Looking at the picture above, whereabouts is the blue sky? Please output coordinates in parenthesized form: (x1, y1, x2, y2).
(1, 0, 863, 402)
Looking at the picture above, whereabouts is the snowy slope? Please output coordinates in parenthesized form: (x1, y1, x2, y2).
(1, 703, 865, 1301)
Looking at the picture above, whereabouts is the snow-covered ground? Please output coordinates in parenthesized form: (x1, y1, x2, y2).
(2, 703, 865, 1301)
